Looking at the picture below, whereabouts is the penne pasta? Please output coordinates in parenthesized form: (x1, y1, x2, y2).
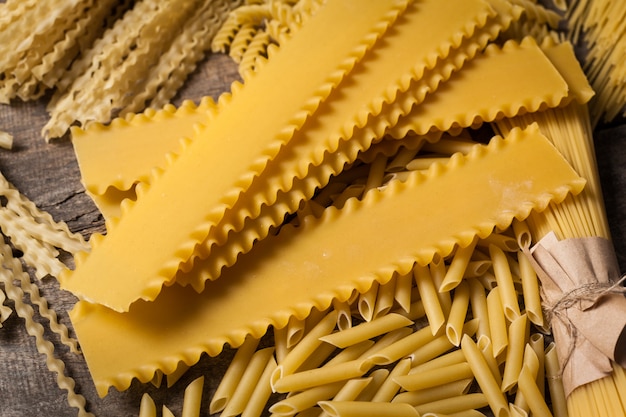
(358, 281, 379, 322)
(460, 334, 509, 417)
(517, 250, 544, 328)
(318, 401, 420, 417)
(394, 271, 414, 314)
(429, 254, 452, 317)
(489, 244, 521, 321)
(486, 286, 508, 357)
(241, 355, 277, 417)
(319, 313, 413, 349)
(468, 278, 491, 342)
(222, 347, 275, 417)
(181, 376, 204, 417)
(413, 263, 446, 336)
(268, 381, 345, 415)
(138, 393, 156, 417)
(371, 357, 412, 402)
(440, 237, 478, 292)
(393, 362, 474, 391)
(501, 314, 530, 392)
(446, 280, 471, 346)
(354, 369, 389, 402)
(272, 358, 372, 394)
(210, 335, 260, 414)
(271, 311, 338, 387)
(392, 378, 473, 406)
(363, 324, 435, 367)
(413, 393, 489, 415)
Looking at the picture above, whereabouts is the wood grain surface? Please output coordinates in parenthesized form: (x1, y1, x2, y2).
(0, 30, 625, 417)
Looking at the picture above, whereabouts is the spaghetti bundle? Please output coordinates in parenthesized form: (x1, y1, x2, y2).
(566, 0, 626, 125)
(493, 79, 626, 417)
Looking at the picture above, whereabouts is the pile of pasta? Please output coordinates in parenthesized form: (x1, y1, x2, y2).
(0, 0, 241, 141)
(565, 0, 626, 126)
(1, 0, 625, 417)
(53, 1, 625, 417)
(0, 170, 93, 416)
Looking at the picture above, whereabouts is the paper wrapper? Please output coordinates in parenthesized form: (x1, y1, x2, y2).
(528, 232, 626, 397)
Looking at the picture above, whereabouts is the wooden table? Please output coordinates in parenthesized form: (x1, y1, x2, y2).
(0, 48, 625, 417)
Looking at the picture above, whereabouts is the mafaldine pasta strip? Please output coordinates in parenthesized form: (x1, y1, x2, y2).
(72, 0, 514, 208)
(61, 0, 414, 312)
(176, 33, 571, 291)
(72, 98, 216, 219)
(176, 0, 521, 283)
(70, 125, 584, 396)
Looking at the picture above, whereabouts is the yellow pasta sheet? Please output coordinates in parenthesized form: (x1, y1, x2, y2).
(70, 125, 584, 396)
(61, 0, 411, 312)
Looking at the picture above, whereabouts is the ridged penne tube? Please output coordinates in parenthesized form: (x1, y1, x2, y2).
(429, 254, 452, 317)
(393, 362, 474, 392)
(296, 341, 337, 375)
(395, 299, 426, 322)
(318, 377, 374, 417)
(446, 280, 471, 346)
(222, 347, 274, 417)
(486, 286, 508, 357)
(241, 355, 277, 417)
(139, 393, 156, 417)
(468, 278, 491, 342)
(318, 401, 420, 417)
(271, 311, 337, 387)
(363, 324, 435, 367)
(359, 327, 414, 359)
(460, 334, 509, 417)
(273, 325, 289, 365)
(319, 313, 413, 349)
(517, 364, 552, 417)
(501, 314, 530, 392)
(517, 250, 544, 328)
(409, 335, 456, 368)
(391, 378, 473, 406)
(440, 238, 478, 292)
(413, 264, 446, 336)
(422, 411, 487, 417)
(358, 281, 379, 322)
(332, 298, 353, 331)
(413, 393, 489, 416)
(355, 369, 390, 402)
(286, 315, 306, 349)
(476, 336, 502, 385)
(162, 406, 175, 417)
(544, 342, 567, 417)
(528, 333, 545, 396)
(373, 277, 396, 319)
(477, 233, 519, 252)
(371, 357, 412, 402)
(272, 358, 372, 394)
(514, 345, 540, 412)
(394, 271, 413, 314)
(181, 376, 204, 417)
(489, 244, 521, 322)
(210, 335, 260, 414)
(268, 381, 345, 415)
(463, 260, 493, 278)
(410, 349, 466, 374)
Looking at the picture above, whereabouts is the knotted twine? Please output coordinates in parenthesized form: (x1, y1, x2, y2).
(523, 232, 626, 398)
